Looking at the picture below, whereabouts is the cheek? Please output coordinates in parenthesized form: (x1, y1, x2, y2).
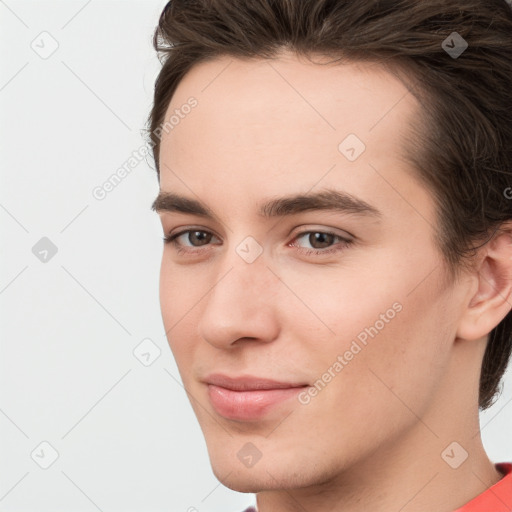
(275, 261, 402, 349)
(159, 254, 205, 321)
(298, 263, 455, 428)
(284, 243, 449, 366)
(159, 258, 198, 362)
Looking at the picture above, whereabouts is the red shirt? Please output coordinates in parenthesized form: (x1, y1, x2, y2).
(241, 462, 512, 512)
(454, 462, 512, 511)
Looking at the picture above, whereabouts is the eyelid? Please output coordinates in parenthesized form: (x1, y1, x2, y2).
(290, 225, 355, 241)
(166, 227, 221, 246)
(291, 230, 352, 247)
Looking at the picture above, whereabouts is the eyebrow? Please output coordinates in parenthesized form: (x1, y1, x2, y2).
(151, 189, 382, 221)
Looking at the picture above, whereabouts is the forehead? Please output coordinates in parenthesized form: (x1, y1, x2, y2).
(158, 52, 429, 224)
(162, 53, 416, 150)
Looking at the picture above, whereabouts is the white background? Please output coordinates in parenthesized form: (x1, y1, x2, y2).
(0, 1, 510, 511)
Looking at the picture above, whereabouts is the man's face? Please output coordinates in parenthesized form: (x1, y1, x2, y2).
(155, 53, 468, 491)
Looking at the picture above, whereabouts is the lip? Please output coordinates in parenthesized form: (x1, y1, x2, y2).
(204, 373, 308, 391)
(204, 373, 308, 421)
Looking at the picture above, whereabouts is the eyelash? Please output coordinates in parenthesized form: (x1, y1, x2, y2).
(162, 229, 353, 257)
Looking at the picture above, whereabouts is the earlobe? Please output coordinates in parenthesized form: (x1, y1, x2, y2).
(456, 225, 512, 342)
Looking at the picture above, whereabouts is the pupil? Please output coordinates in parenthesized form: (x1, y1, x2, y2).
(191, 231, 210, 246)
(310, 232, 333, 249)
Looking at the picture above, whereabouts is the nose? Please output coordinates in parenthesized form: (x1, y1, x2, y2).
(197, 245, 280, 349)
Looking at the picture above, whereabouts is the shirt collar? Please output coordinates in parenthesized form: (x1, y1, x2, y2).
(451, 462, 512, 512)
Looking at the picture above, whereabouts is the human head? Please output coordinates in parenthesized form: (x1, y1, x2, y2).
(146, 0, 512, 499)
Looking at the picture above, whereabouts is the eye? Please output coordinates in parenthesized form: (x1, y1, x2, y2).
(163, 229, 219, 252)
(163, 228, 353, 258)
(290, 230, 353, 256)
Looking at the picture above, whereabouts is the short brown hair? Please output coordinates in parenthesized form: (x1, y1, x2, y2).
(145, 0, 512, 409)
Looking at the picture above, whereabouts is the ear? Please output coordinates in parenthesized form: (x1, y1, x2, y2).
(456, 223, 512, 341)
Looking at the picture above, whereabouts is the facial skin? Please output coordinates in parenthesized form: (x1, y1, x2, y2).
(153, 53, 512, 512)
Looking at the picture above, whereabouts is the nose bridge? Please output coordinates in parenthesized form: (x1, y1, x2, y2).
(217, 232, 271, 295)
(210, 236, 273, 312)
(198, 235, 279, 346)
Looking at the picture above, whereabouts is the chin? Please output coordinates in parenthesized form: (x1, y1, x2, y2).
(216, 472, 268, 494)
(207, 444, 331, 494)
(205, 443, 281, 492)
(210, 461, 296, 493)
